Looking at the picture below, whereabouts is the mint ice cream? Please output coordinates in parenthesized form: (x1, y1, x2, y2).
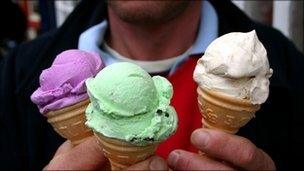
(85, 62, 178, 146)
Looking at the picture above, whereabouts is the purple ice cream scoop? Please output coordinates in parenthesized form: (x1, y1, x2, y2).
(31, 49, 104, 114)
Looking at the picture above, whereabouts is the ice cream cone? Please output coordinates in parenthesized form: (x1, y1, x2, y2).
(46, 99, 93, 145)
(197, 87, 260, 134)
(94, 133, 158, 170)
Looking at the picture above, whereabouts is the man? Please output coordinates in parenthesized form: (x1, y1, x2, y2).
(1, 0, 303, 170)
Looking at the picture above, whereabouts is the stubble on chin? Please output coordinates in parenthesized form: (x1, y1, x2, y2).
(107, 0, 190, 25)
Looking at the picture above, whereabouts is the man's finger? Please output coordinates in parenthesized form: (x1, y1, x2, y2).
(45, 136, 108, 170)
(167, 150, 233, 170)
(53, 140, 73, 158)
(126, 156, 168, 171)
(191, 128, 276, 170)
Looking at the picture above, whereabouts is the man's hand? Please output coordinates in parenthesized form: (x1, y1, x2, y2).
(44, 136, 168, 170)
(126, 156, 168, 170)
(44, 137, 108, 170)
(167, 128, 276, 170)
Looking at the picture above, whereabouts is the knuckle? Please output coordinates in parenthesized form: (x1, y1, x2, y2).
(183, 158, 192, 169)
(238, 139, 257, 165)
(176, 156, 191, 169)
(171, 151, 193, 170)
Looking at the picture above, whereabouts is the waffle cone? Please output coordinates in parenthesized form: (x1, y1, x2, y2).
(197, 87, 260, 134)
(46, 99, 93, 145)
(95, 133, 157, 170)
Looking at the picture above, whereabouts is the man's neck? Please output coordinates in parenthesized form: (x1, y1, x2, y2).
(106, 1, 202, 61)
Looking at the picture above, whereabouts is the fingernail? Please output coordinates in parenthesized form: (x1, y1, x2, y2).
(168, 151, 180, 168)
(149, 156, 167, 170)
(191, 129, 209, 147)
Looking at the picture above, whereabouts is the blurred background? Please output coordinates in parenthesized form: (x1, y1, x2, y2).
(0, 0, 303, 60)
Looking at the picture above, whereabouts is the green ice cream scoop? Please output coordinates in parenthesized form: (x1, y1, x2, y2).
(85, 62, 178, 146)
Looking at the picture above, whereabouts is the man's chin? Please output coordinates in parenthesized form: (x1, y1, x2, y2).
(107, 1, 190, 25)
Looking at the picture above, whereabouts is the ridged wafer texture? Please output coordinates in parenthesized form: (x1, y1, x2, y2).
(95, 133, 157, 170)
(46, 99, 93, 145)
(197, 87, 260, 134)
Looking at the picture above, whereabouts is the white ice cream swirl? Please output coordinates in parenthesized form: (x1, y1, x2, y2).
(193, 30, 273, 104)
